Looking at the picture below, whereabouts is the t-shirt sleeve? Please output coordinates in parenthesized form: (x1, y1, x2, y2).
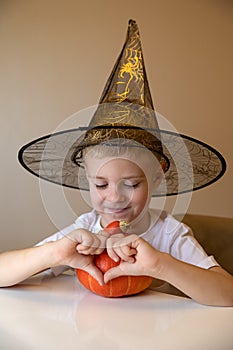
(35, 223, 77, 246)
(164, 216, 219, 269)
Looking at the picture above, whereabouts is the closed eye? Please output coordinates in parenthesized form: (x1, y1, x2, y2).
(124, 182, 140, 188)
(95, 183, 108, 189)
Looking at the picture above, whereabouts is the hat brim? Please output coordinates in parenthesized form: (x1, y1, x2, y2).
(18, 126, 226, 197)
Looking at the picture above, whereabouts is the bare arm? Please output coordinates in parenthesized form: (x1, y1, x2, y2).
(156, 254, 233, 306)
(0, 229, 108, 287)
(0, 243, 56, 287)
(104, 236, 233, 306)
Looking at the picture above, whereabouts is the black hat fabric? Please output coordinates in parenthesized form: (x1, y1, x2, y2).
(18, 20, 226, 196)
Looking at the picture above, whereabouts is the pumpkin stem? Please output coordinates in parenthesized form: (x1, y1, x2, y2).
(105, 220, 130, 235)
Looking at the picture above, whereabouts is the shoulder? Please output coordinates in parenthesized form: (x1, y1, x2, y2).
(148, 210, 218, 268)
(140, 209, 190, 247)
(36, 210, 101, 246)
(149, 209, 190, 236)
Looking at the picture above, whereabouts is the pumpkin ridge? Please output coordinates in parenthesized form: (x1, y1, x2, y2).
(109, 279, 113, 297)
(88, 273, 94, 292)
(125, 276, 131, 295)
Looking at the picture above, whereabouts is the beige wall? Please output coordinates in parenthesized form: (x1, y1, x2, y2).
(1, 0, 233, 250)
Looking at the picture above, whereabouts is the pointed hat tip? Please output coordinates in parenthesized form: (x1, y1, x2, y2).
(128, 19, 137, 28)
(129, 19, 136, 25)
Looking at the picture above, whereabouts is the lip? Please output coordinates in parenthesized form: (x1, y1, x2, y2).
(104, 207, 130, 214)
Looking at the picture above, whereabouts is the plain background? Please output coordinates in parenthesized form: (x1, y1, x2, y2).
(0, 0, 233, 251)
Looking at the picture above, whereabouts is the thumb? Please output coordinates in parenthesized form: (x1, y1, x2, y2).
(84, 264, 104, 286)
(104, 265, 125, 284)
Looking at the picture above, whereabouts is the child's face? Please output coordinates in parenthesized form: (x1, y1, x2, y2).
(84, 153, 159, 230)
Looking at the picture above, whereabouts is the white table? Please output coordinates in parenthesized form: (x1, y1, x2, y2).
(0, 272, 232, 350)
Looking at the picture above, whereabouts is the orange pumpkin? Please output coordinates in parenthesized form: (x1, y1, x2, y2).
(76, 221, 153, 297)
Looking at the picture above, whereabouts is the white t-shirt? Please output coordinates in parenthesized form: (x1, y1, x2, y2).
(37, 208, 219, 277)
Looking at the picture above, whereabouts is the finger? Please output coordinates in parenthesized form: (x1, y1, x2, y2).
(106, 234, 125, 261)
(98, 230, 110, 238)
(76, 244, 101, 255)
(79, 231, 110, 253)
(106, 233, 125, 248)
(68, 229, 100, 249)
(108, 234, 138, 250)
(113, 246, 136, 262)
(119, 234, 138, 247)
(96, 231, 109, 250)
(76, 243, 88, 252)
(76, 245, 93, 255)
(80, 232, 100, 250)
(107, 247, 120, 262)
(89, 246, 105, 255)
(104, 265, 124, 283)
(130, 236, 142, 249)
(84, 264, 104, 286)
(112, 235, 137, 260)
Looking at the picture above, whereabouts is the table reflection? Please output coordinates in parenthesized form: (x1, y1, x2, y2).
(0, 272, 232, 350)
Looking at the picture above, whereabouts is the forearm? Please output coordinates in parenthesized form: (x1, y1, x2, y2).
(156, 253, 233, 306)
(0, 243, 56, 287)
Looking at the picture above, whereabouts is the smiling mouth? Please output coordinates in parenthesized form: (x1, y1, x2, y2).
(105, 207, 129, 214)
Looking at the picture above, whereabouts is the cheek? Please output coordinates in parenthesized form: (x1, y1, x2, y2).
(89, 185, 97, 202)
(133, 186, 149, 205)
(89, 186, 103, 204)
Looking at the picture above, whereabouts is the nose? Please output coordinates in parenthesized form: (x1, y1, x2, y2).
(106, 183, 127, 203)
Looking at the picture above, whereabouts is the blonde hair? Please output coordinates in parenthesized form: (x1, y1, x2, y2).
(83, 140, 160, 163)
(83, 142, 162, 181)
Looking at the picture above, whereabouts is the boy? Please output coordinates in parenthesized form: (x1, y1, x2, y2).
(2, 144, 232, 306)
(2, 145, 233, 306)
(3, 20, 232, 306)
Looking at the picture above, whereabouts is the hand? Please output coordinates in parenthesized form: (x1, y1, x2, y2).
(76, 230, 109, 255)
(52, 229, 109, 285)
(104, 237, 162, 284)
(106, 233, 137, 263)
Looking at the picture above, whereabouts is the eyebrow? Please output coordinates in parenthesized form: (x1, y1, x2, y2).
(88, 175, 145, 180)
